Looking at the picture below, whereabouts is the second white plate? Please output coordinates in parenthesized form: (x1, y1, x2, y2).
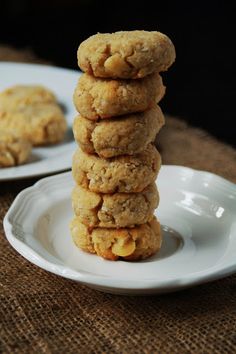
(0, 62, 81, 180)
(4, 167, 236, 295)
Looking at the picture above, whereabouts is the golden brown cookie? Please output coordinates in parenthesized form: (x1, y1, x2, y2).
(72, 144, 161, 193)
(72, 183, 159, 228)
(0, 131, 32, 167)
(70, 216, 162, 261)
(0, 103, 67, 146)
(0, 85, 56, 111)
(77, 31, 175, 79)
(73, 72, 165, 119)
(73, 106, 165, 158)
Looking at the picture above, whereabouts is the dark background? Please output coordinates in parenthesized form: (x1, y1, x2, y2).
(1, 0, 236, 146)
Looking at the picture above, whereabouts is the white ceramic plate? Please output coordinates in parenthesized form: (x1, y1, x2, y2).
(0, 62, 81, 181)
(4, 167, 236, 295)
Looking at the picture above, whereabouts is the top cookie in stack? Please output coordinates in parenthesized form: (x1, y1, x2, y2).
(71, 30, 175, 261)
(77, 31, 175, 79)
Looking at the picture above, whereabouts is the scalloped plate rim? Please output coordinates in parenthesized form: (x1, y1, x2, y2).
(3, 166, 236, 294)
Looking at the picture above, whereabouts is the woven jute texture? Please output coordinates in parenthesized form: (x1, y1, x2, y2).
(0, 46, 236, 354)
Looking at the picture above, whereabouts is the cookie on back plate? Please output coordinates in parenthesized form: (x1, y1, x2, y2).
(0, 85, 56, 111)
(0, 131, 32, 167)
(0, 85, 67, 145)
(0, 104, 67, 146)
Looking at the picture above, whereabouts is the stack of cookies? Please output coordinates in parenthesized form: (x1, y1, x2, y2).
(70, 31, 175, 261)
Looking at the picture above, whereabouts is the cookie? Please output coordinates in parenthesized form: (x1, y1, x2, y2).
(72, 144, 161, 193)
(0, 103, 67, 145)
(70, 216, 162, 261)
(0, 131, 32, 167)
(72, 183, 159, 228)
(0, 85, 56, 111)
(73, 106, 165, 158)
(77, 30, 175, 79)
(73, 72, 165, 119)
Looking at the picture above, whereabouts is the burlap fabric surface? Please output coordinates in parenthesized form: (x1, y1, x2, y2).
(0, 46, 236, 354)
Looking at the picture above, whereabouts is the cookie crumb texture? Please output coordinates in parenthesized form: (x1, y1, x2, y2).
(73, 72, 165, 119)
(72, 144, 161, 193)
(78, 31, 176, 79)
(72, 183, 159, 228)
(0, 85, 67, 145)
(0, 131, 32, 167)
(73, 106, 165, 158)
(70, 216, 162, 261)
